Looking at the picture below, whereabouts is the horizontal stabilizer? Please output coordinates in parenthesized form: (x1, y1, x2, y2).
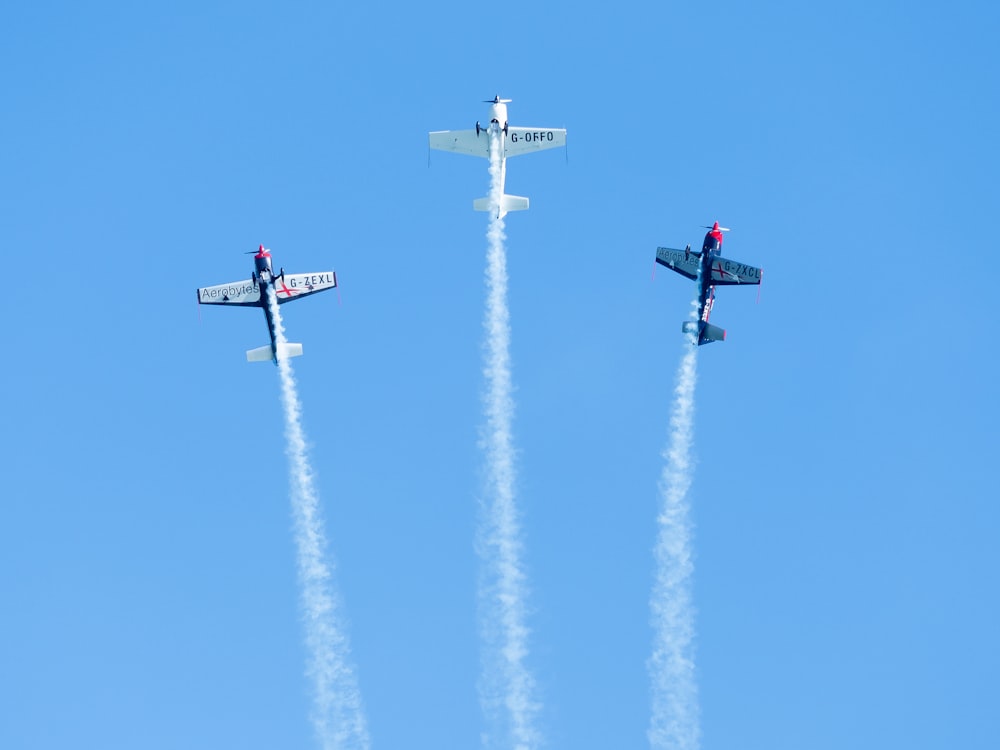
(681, 321, 726, 345)
(246, 343, 304, 363)
(473, 194, 530, 215)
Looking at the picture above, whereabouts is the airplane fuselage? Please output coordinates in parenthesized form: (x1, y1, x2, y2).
(254, 258, 278, 361)
(252, 248, 282, 362)
(489, 99, 508, 132)
(695, 227, 724, 329)
(484, 100, 510, 199)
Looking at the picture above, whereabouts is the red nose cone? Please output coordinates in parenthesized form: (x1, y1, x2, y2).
(707, 221, 725, 247)
(256, 244, 270, 258)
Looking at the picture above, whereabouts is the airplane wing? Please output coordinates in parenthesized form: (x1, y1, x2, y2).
(505, 127, 567, 157)
(655, 247, 700, 281)
(197, 280, 262, 306)
(709, 256, 762, 285)
(273, 271, 338, 304)
(429, 129, 489, 158)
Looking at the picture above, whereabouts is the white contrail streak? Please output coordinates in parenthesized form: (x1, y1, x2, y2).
(267, 288, 370, 750)
(478, 129, 539, 750)
(648, 296, 701, 750)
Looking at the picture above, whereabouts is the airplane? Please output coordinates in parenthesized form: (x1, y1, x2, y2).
(654, 222, 762, 345)
(196, 245, 337, 364)
(428, 95, 567, 218)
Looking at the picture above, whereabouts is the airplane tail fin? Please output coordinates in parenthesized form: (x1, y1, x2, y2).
(473, 194, 529, 215)
(682, 321, 726, 345)
(246, 343, 304, 363)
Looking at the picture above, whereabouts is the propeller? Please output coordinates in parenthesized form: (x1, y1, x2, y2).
(483, 95, 512, 104)
(702, 223, 731, 232)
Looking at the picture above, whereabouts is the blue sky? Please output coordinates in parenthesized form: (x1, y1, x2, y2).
(2, 2, 997, 748)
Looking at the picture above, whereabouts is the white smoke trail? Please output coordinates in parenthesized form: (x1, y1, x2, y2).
(648, 296, 701, 750)
(478, 129, 539, 750)
(267, 287, 370, 750)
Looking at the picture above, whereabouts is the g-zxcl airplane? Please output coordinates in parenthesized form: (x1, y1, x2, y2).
(655, 222, 762, 345)
(429, 95, 566, 218)
(197, 245, 337, 364)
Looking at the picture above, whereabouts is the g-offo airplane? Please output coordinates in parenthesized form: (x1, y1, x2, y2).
(429, 95, 566, 218)
(197, 245, 337, 364)
(655, 222, 762, 345)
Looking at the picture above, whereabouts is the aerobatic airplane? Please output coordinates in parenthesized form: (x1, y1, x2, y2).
(655, 222, 762, 345)
(429, 95, 567, 218)
(197, 245, 337, 364)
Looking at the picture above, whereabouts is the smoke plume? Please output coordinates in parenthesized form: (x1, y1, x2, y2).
(267, 288, 370, 750)
(477, 129, 539, 750)
(648, 297, 701, 750)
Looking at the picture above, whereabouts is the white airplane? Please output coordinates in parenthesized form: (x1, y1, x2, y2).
(429, 95, 567, 218)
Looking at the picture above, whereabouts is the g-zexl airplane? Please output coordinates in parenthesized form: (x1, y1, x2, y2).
(429, 95, 566, 218)
(197, 245, 337, 364)
(655, 222, 762, 345)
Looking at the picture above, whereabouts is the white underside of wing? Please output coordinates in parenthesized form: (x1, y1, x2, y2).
(504, 127, 567, 157)
(197, 280, 262, 306)
(710, 256, 762, 285)
(429, 129, 489, 158)
(273, 271, 337, 303)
